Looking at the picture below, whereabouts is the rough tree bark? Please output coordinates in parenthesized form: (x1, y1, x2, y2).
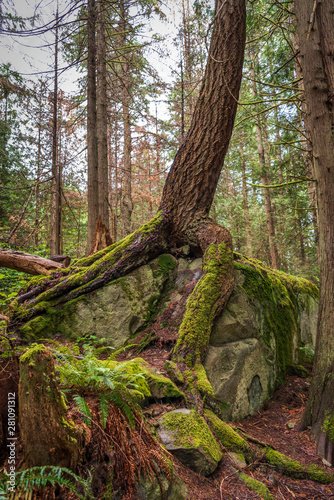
(240, 140, 252, 257)
(160, 0, 245, 245)
(119, 0, 134, 238)
(50, 7, 61, 256)
(295, 0, 334, 466)
(96, 0, 109, 230)
(86, 0, 99, 254)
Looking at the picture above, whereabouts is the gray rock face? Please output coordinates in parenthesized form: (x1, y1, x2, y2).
(157, 409, 222, 476)
(26, 254, 177, 347)
(134, 473, 188, 500)
(204, 268, 318, 421)
(205, 337, 276, 421)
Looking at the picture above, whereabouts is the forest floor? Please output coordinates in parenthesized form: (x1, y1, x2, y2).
(2, 336, 334, 499)
(119, 340, 334, 500)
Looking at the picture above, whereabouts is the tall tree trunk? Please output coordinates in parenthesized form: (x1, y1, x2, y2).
(111, 99, 119, 242)
(86, 0, 99, 254)
(119, 0, 133, 238)
(290, 6, 319, 249)
(249, 58, 279, 269)
(35, 111, 41, 250)
(96, 0, 109, 230)
(295, 0, 334, 466)
(160, 0, 246, 246)
(240, 141, 252, 257)
(50, 7, 61, 256)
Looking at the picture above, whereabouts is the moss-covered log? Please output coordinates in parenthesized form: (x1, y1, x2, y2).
(9, 214, 168, 332)
(19, 344, 82, 469)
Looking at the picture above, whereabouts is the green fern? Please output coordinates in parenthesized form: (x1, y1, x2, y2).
(73, 395, 92, 426)
(0, 466, 93, 499)
(99, 394, 110, 428)
(50, 344, 146, 429)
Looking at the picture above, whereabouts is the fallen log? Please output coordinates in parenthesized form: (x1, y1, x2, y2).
(0, 250, 70, 276)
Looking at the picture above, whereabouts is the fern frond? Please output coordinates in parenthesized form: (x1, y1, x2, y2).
(73, 395, 92, 426)
(109, 391, 136, 429)
(99, 395, 110, 429)
(0, 466, 93, 500)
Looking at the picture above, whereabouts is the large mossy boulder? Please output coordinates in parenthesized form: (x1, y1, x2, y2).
(157, 409, 222, 475)
(17, 253, 318, 422)
(204, 257, 319, 420)
(19, 254, 177, 346)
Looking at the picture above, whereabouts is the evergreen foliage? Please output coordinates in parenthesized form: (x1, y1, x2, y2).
(0, 465, 93, 500)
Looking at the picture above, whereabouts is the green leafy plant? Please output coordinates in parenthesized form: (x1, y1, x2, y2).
(0, 267, 29, 315)
(53, 345, 147, 429)
(299, 346, 315, 362)
(0, 466, 93, 500)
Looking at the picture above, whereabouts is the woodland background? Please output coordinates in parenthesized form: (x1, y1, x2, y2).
(0, 0, 318, 300)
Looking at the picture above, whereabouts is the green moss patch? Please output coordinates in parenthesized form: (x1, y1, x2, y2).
(204, 409, 252, 459)
(264, 447, 334, 483)
(160, 409, 222, 463)
(238, 472, 273, 499)
(20, 342, 47, 366)
(234, 254, 319, 383)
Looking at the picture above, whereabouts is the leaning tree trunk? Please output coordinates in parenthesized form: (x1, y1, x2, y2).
(8, 0, 246, 370)
(160, 0, 246, 245)
(295, 0, 334, 466)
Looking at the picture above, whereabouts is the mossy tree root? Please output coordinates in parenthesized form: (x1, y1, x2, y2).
(10, 213, 168, 331)
(237, 472, 274, 500)
(171, 225, 235, 400)
(204, 410, 334, 485)
(172, 236, 235, 368)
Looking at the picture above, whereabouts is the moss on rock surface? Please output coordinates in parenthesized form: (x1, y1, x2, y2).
(17, 254, 177, 345)
(234, 254, 318, 378)
(158, 409, 222, 475)
(204, 254, 319, 420)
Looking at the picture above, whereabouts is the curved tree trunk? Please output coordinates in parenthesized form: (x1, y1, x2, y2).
(9, 0, 246, 363)
(295, 0, 334, 466)
(160, 0, 246, 246)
